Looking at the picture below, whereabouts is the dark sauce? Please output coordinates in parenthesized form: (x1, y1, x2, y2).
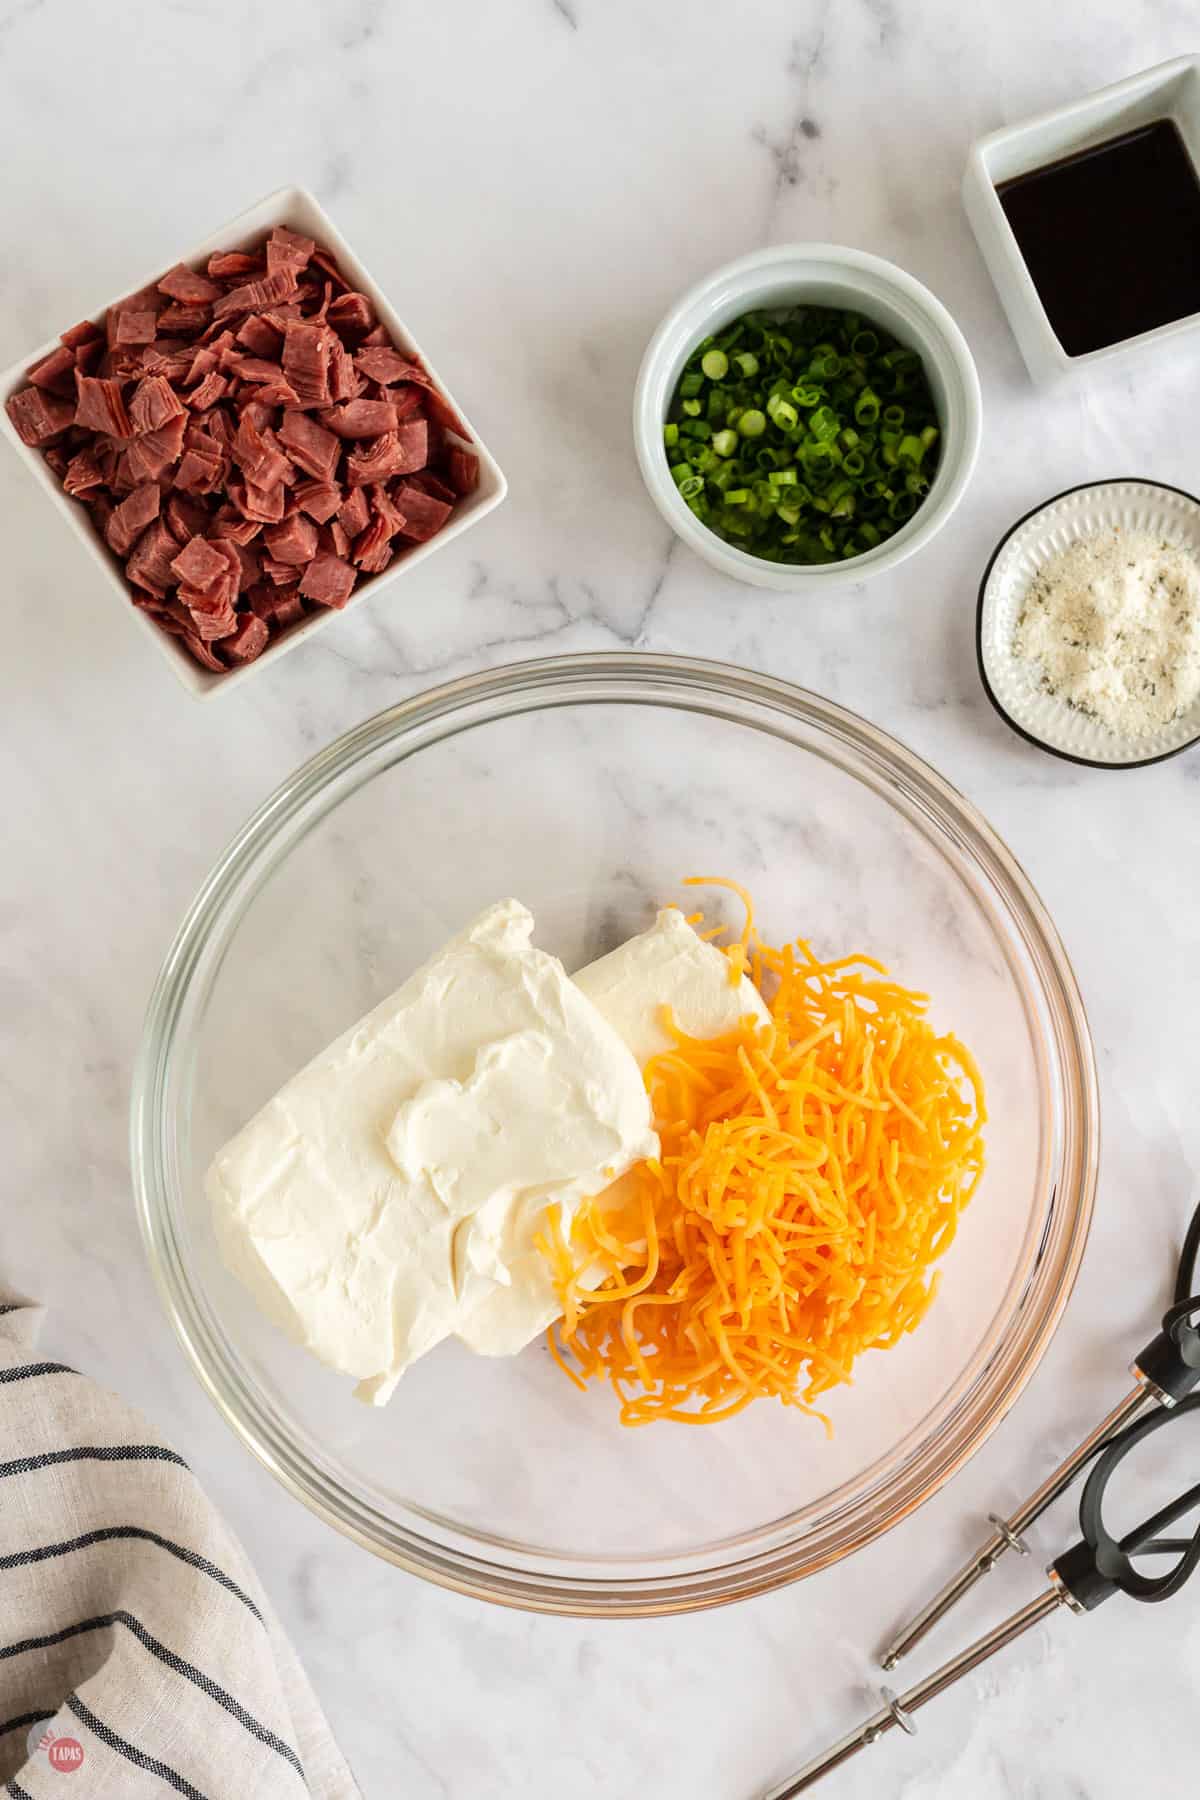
(998, 119, 1200, 356)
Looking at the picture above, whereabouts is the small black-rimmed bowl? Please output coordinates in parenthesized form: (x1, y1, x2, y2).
(976, 478, 1200, 769)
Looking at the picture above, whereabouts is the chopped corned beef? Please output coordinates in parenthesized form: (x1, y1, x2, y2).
(106, 482, 161, 557)
(267, 227, 315, 276)
(411, 469, 458, 505)
(125, 414, 187, 483)
(188, 371, 229, 411)
(319, 398, 398, 439)
(129, 375, 186, 435)
(187, 602, 239, 641)
(392, 483, 453, 541)
(213, 269, 300, 323)
(276, 407, 339, 481)
(236, 314, 284, 358)
(446, 447, 480, 495)
(60, 320, 103, 350)
(181, 630, 225, 670)
(126, 519, 180, 596)
(337, 485, 371, 538)
(28, 345, 77, 398)
(352, 515, 394, 573)
(234, 412, 291, 488)
(388, 386, 425, 423)
(166, 492, 211, 543)
(324, 519, 351, 559)
(159, 263, 223, 305)
(204, 408, 238, 455)
(353, 346, 422, 386)
(282, 318, 334, 408)
(328, 338, 362, 403)
(259, 553, 299, 584)
(174, 446, 226, 495)
(299, 550, 356, 608)
(207, 251, 263, 280)
(238, 375, 298, 409)
(293, 479, 342, 523)
(74, 375, 134, 438)
(310, 248, 351, 291)
(5, 387, 75, 446)
(62, 448, 105, 496)
(220, 613, 270, 663)
(158, 302, 211, 335)
(111, 308, 158, 348)
(221, 353, 284, 385)
(170, 535, 229, 592)
(264, 513, 319, 565)
(74, 338, 105, 376)
(327, 292, 375, 340)
(231, 540, 261, 590)
(229, 477, 285, 523)
(345, 420, 427, 486)
(250, 584, 305, 626)
(369, 484, 408, 537)
(209, 508, 262, 546)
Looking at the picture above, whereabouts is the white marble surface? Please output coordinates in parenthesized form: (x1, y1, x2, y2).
(3, 2, 1200, 1795)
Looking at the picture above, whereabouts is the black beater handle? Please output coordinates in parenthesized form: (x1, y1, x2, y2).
(1134, 1198, 1200, 1404)
(1052, 1393, 1200, 1610)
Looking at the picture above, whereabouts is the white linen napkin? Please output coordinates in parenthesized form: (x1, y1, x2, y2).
(0, 1295, 361, 1799)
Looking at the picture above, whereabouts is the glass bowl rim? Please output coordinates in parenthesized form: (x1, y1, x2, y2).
(131, 651, 1099, 1616)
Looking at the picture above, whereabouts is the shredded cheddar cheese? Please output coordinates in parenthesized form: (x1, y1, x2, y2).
(539, 880, 987, 1427)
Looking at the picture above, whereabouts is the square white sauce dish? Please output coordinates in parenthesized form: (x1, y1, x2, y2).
(0, 185, 507, 700)
(963, 56, 1200, 386)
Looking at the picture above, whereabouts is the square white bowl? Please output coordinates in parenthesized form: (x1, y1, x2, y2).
(0, 185, 507, 699)
(963, 56, 1200, 385)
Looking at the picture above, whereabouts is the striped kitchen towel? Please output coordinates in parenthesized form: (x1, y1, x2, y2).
(0, 1296, 361, 1799)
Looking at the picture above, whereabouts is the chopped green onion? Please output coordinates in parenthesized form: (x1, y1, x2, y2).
(663, 301, 940, 564)
(897, 433, 924, 466)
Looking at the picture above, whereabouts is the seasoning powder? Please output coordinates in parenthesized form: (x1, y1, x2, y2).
(1014, 528, 1200, 737)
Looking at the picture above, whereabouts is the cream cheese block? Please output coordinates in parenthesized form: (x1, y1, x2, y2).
(208, 899, 656, 1404)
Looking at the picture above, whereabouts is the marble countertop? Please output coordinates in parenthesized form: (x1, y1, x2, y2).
(4, 2, 1199, 1794)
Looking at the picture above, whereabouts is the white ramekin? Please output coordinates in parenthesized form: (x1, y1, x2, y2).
(632, 244, 981, 591)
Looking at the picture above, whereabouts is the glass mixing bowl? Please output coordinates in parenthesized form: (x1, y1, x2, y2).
(132, 653, 1098, 1615)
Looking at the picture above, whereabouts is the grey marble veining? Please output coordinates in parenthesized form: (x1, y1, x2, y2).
(3, 2, 1200, 1795)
